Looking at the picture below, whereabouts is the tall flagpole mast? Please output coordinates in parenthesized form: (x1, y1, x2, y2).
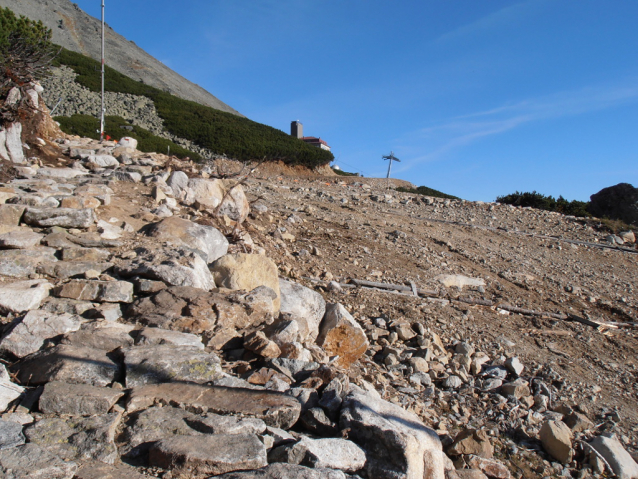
(100, 0, 105, 141)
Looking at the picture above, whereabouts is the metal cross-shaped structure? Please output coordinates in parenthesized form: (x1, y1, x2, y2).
(383, 151, 401, 179)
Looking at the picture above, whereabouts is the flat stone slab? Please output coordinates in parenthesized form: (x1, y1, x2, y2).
(53, 280, 134, 303)
(127, 383, 301, 429)
(0, 279, 52, 314)
(60, 322, 135, 351)
(122, 345, 223, 387)
(0, 443, 77, 478)
(38, 260, 113, 279)
(135, 327, 204, 349)
(0, 229, 43, 249)
(24, 413, 120, 464)
(0, 248, 57, 278)
(149, 433, 267, 476)
(39, 381, 125, 416)
(23, 207, 96, 228)
(73, 461, 152, 479)
(215, 463, 350, 478)
(0, 310, 84, 358)
(14, 344, 121, 386)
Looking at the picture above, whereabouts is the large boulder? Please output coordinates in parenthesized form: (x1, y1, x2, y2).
(340, 386, 447, 479)
(589, 183, 638, 226)
(317, 304, 368, 368)
(539, 420, 573, 464)
(278, 279, 326, 343)
(211, 254, 280, 310)
(144, 217, 228, 263)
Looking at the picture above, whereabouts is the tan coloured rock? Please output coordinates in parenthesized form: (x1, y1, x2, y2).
(211, 253, 280, 310)
(317, 303, 369, 368)
(540, 420, 573, 464)
(185, 178, 250, 222)
(59, 196, 101, 209)
(447, 428, 494, 459)
(244, 331, 282, 358)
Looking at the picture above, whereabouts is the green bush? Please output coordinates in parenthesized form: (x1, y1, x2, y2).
(54, 114, 201, 160)
(396, 185, 459, 200)
(496, 191, 591, 217)
(1, 7, 57, 121)
(53, 48, 334, 166)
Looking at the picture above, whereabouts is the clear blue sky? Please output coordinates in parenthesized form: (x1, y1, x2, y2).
(76, 0, 638, 202)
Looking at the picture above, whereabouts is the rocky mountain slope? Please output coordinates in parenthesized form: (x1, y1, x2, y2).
(0, 88, 637, 478)
(0, 0, 242, 116)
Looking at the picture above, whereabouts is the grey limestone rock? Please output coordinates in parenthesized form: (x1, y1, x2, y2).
(122, 345, 223, 387)
(144, 216, 228, 264)
(0, 419, 25, 450)
(14, 344, 121, 386)
(270, 437, 366, 473)
(0, 229, 43, 249)
(0, 310, 84, 358)
(117, 246, 216, 291)
(134, 327, 204, 350)
(24, 413, 121, 464)
(0, 248, 58, 278)
(23, 207, 96, 228)
(0, 443, 77, 479)
(53, 280, 134, 303)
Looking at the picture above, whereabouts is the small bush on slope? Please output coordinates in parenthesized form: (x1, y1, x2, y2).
(496, 191, 591, 217)
(396, 185, 459, 200)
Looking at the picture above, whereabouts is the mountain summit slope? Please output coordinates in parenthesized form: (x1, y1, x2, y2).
(0, 0, 242, 116)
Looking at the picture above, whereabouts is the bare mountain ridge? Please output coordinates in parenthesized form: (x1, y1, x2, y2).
(0, 0, 243, 116)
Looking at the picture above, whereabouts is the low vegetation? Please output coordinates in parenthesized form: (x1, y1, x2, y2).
(332, 167, 359, 177)
(55, 114, 201, 160)
(396, 185, 459, 200)
(496, 191, 591, 217)
(52, 48, 334, 166)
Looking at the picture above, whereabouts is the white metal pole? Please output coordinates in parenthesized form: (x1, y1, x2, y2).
(100, 0, 105, 141)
